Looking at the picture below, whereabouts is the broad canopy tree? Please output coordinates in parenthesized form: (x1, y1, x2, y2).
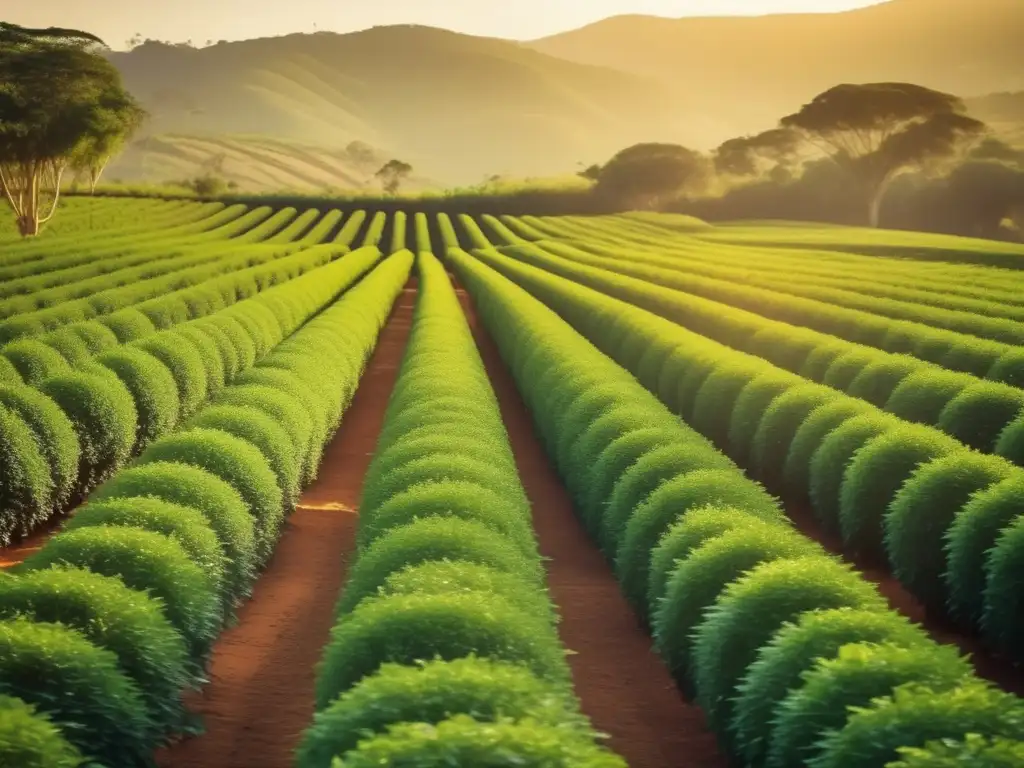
(590, 143, 709, 210)
(375, 159, 413, 195)
(724, 83, 987, 228)
(0, 23, 145, 236)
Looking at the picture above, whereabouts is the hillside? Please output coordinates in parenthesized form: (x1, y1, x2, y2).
(107, 25, 680, 186)
(529, 0, 1024, 138)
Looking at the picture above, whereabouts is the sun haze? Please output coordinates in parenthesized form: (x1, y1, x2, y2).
(10, 0, 882, 48)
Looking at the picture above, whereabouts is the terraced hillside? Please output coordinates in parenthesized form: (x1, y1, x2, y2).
(2, 198, 1024, 767)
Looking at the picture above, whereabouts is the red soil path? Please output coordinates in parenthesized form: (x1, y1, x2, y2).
(459, 287, 727, 768)
(155, 283, 416, 768)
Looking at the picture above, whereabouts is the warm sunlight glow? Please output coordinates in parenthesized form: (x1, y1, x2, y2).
(11, 0, 884, 47)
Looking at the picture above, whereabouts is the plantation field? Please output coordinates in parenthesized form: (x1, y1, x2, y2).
(1, 197, 1023, 767)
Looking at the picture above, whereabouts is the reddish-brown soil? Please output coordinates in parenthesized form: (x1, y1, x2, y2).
(459, 288, 727, 768)
(784, 498, 1024, 696)
(156, 283, 416, 768)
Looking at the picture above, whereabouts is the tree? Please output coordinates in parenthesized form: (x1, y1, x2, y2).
(375, 159, 412, 195)
(780, 82, 986, 227)
(714, 128, 800, 178)
(591, 143, 709, 209)
(0, 23, 145, 235)
(72, 87, 147, 193)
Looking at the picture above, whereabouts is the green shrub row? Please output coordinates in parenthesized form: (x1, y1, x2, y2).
(0, 246, 382, 545)
(449, 245, 1024, 767)
(467, 234, 1024, 659)
(300, 252, 623, 768)
(0, 251, 412, 768)
(0, 203, 233, 294)
(518, 213, 1024, 323)
(481, 219, 1024, 455)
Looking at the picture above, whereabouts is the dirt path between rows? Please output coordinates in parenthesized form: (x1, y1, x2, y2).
(156, 282, 416, 768)
(784, 499, 1024, 696)
(459, 287, 727, 768)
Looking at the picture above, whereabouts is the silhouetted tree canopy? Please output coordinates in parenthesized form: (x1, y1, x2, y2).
(0, 22, 144, 235)
(375, 159, 413, 195)
(714, 128, 800, 177)
(591, 143, 709, 210)
(780, 82, 987, 226)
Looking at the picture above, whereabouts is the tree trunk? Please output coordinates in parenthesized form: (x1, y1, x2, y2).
(866, 169, 899, 228)
(16, 215, 39, 237)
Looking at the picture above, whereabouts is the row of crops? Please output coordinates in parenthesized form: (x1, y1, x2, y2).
(2, 198, 1024, 765)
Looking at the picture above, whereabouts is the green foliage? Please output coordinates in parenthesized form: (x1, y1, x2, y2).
(315, 592, 570, 710)
(728, 373, 800, 465)
(190, 405, 300, 505)
(592, 142, 709, 209)
(1, 339, 70, 384)
(784, 400, 867, 496)
(845, 356, 921, 406)
(767, 642, 971, 768)
(808, 413, 896, 534)
(0, 618, 153, 768)
(750, 384, 835, 483)
(692, 555, 885, 735)
(298, 658, 584, 768)
(99, 309, 155, 342)
(885, 369, 970, 425)
(994, 414, 1024, 466)
(20, 526, 221, 660)
(137, 427, 284, 564)
(0, 403, 53, 543)
(731, 607, 928, 768)
(811, 682, 1024, 768)
(331, 714, 625, 767)
(838, 425, 957, 562)
(889, 734, 1024, 767)
(654, 519, 817, 693)
(616, 470, 783, 616)
(981, 516, 1024, 663)
(0, 565, 191, 733)
(336, 518, 539, 616)
(937, 383, 1024, 452)
(0, 694, 85, 768)
(137, 335, 208, 419)
(215, 384, 313, 477)
(97, 347, 181, 450)
(90, 461, 256, 602)
(65, 496, 228, 614)
(885, 452, 1015, 616)
(39, 370, 137, 491)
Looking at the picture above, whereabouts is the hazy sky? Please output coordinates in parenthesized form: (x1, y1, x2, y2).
(10, 1, 883, 48)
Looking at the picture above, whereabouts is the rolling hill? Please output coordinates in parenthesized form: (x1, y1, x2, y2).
(529, 0, 1024, 137)
(107, 25, 682, 187)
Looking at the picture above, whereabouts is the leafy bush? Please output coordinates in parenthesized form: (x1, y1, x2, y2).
(988, 349, 1024, 388)
(137, 335, 208, 419)
(0, 694, 85, 768)
(41, 329, 92, 366)
(981, 516, 1024, 663)
(653, 520, 817, 691)
(884, 370, 970, 425)
(1, 340, 70, 385)
(811, 682, 1024, 768)
(767, 642, 971, 768)
(821, 351, 878, 392)
(20, 526, 221, 660)
(377, 561, 555, 625)
(336, 518, 539, 615)
(39, 371, 138, 491)
(885, 452, 1015, 616)
(731, 607, 928, 768)
(783, 400, 868, 497)
(0, 354, 21, 384)
(692, 555, 885, 735)
(995, 415, 1024, 465)
(99, 309, 156, 342)
(889, 734, 1024, 767)
(728, 374, 800, 465)
(0, 565, 192, 733)
(809, 414, 897, 534)
(215, 385, 313, 476)
(601, 442, 732, 556)
(845, 357, 921, 407)
(171, 327, 226, 395)
(65, 497, 228, 613)
(0, 404, 53, 543)
(0, 385, 80, 511)
(358, 481, 534, 557)
(97, 347, 181, 450)
(616, 470, 783, 616)
(937, 383, 1024, 452)
(692, 361, 767, 447)
(0, 618, 153, 768)
(837, 425, 957, 562)
(298, 658, 585, 768)
(330, 714, 625, 767)
(750, 384, 835, 484)
(137, 427, 283, 564)
(90, 461, 256, 602)
(315, 592, 571, 710)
